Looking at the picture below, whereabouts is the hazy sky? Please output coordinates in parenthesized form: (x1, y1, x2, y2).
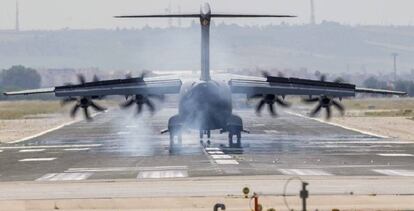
(0, 0, 414, 30)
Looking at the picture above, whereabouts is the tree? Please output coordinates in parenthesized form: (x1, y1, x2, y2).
(363, 76, 379, 89)
(0, 65, 41, 90)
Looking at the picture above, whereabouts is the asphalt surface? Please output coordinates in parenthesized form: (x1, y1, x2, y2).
(1, 107, 414, 182)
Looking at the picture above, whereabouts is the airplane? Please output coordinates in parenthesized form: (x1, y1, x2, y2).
(4, 3, 406, 150)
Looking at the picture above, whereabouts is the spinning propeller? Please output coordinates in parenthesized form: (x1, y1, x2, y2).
(61, 74, 107, 120)
(120, 72, 164, 115)
(252, 94, 290, 116)
(302, 75, 345, 119)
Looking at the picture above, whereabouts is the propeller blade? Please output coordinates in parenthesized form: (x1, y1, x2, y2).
(320, 75, 326, 82)
(256, 100, 266, 114)
(90, 101, 106, 112)
(268, 103, 277, 116)
(310, 104, 322, 117)
(332, 100, 345, 116)
(326, 106, 332, 120)
(120, 99, 135, 108)
(276, 97, 290, 107)
(262, 71, 270, 78)
(70, 104, 80, 118)
(247, 94, 263, 100)
(61, 97, 77, 106)
(137, 103, 143, 114)
(93, 75, 100, 82)
(140, 71, 148, 79)
(303, 97, 319, 103)
(146, 100, 156, 113)
(148, 94, 165, 102)
(77, 74, 86, 84)
(83, 107, 92, 120)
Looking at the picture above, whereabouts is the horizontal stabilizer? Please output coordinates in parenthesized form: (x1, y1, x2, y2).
(115, 14, 296, 19)
(211, 14, 296, 18)
(115, 14, 199, 18)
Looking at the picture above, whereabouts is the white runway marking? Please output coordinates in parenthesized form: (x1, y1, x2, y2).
(137, 170, 188, 179)
(36, 173, 93, 181)
(63, 148, 90, 151)
(377, 153, 414, 157)
(373, 169, 414, 176)
(66, 166, 188, 173)
(215, 160, 239, 165)
(205, 147, 221, 151)
(19, 149, 45, 153)
(0, 144, 101, 150)
(66, 167, 137, 173)
(211, 155, 232, 159)
(19, 158, 56, 162)
(279, 169, 332, 176)
(0, 150, 3, 152)
(264, 130, 279, 134)
(208, 151, 224, 154)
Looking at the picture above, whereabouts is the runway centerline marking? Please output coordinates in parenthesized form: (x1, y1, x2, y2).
(377, 153, 414, 157)
(19, 149, 45, 153)
(279, 169, 332, 176)
(36, 173, 93, 181)
(373, 169, 414, 176)
(19, 158, 56, 162)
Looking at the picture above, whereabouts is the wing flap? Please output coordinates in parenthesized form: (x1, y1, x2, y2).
(229, 79, 356, 97)
(230, 76, 406, 97)
(55, 79, 182, 97)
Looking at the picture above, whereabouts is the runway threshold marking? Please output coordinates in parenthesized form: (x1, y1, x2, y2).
(286, 111, 389, 138)
(377, 153, 414, 157)
(19, 158, 56, 162)
(137, 170, 188, 179)
(373, 169, 414, 176)
(205, 147, 239, 165)
(36, 173, 93, 181)
(278, 169, 332, 176)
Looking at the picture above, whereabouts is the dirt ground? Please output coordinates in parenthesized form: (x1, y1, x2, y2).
(1, 195, 413, 211)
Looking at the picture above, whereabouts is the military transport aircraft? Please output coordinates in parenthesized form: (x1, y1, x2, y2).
(4, 3, 406, 149)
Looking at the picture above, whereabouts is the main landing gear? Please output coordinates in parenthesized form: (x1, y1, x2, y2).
(199, 130, 211, 146)
(164, 115, 183, 152)
(222, 114, 249, 148)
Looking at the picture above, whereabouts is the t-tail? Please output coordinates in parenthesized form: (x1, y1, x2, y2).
(115, 3, 296, 81)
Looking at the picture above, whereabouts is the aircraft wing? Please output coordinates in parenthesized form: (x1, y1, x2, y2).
(4, 77, 182, 97)
(229, 76, 406, 97)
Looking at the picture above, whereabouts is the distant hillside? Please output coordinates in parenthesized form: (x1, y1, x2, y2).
(1, 22, 414, 75)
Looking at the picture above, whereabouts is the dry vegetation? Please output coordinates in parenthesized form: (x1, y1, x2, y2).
(0, 100, 64, 119)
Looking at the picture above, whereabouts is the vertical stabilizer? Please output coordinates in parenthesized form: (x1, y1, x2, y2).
(200, 3, 211, 81)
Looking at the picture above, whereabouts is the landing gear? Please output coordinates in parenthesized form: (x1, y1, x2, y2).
(167, 115, 183, 152)
(199, 130, 211, 146)
(228, 131, 241, 147)
(225, 114, 245, 148)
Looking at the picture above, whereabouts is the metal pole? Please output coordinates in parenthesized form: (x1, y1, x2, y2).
(300, 182, 309, 211)
(392, 53, 398, 82)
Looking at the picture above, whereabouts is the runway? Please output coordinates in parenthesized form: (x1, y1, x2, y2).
(1, 107, 414, 182)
